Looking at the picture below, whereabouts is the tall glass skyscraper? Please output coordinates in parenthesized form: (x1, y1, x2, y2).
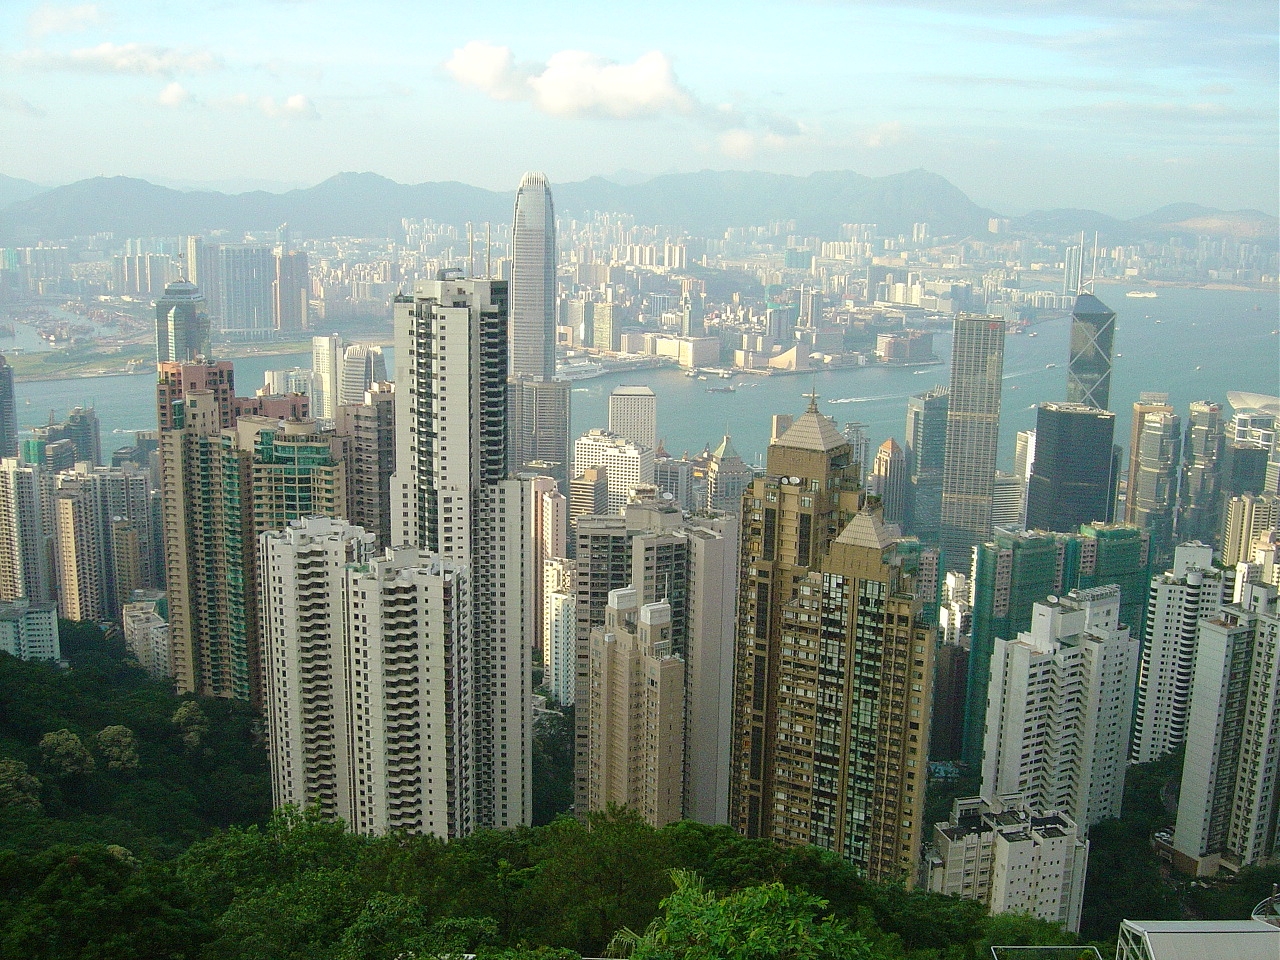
(510, 172, 556, 380)
(1025, 402, 1116, 533)
(1066, 293, 1116, 410)
(904, 385, 948, 541)
(940, 316, 1005, 570)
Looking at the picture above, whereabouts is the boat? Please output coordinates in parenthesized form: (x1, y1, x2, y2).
(1027, 331, 1038, 337)
(706, 385, 735, 394)
(1126, 290, 1158, 298)
(1045, 363, 1057, 369)
(557, 362, 606, 382)
(1195, 365, 1203, 371)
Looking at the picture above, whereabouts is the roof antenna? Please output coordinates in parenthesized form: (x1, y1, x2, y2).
(485, 222, 492, 279)
(467, 222, 474, 278)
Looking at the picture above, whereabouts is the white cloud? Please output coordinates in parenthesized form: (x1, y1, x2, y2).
(16, 42, 220, 76)
(28, 3, 105, 38)
(445, 42, 692, 119)
(259, 93, 318, 119)
(157, 82, 190, 107)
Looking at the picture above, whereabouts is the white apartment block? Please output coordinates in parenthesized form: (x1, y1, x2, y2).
(0, 458, 49, 604)
(928, 794, 1089, 933)
(122, 600, 170, 678)
(607, 385, 657, 450)
(1131, 542, 1234, 764)
(0, 598, 59, 661)
(310, 334, 342, 421)
(573, 430, 654, 514)
(543, 557, 576, 706)
(1172, 581, 1280, 876)
(981, 586, 1139, 828)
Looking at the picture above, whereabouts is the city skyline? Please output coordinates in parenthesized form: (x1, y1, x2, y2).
(0, 1, 1276, 216)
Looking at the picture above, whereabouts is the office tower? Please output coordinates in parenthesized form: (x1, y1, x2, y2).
(0, 458, 50, 603)
(218, 244, 274, 338)
(273, 250, 309, 331)
(931, 572, 971, 761)
(338, 344, 388, 406)
(59, 406, 101, 466)
(573, 430, 655, 513)
(510, 172, 556, 380)
(593, 302, 620, 352)
(509, 376, 571, 485)
(1063, 243, 1084, 295)
(608, 385, 657, 450)
(0, 355, 15, 460)
(185, 236, 221, 318)
(1126, 394, 1175, 517)
(122, 599, 170, 678)
(1131, 542, 1234, 764)
(587, 589, 685, 826)
(928, 795, 1088, 933)
(869, 439, 907, 525)
(981, 586, 1138, 828)
(1222, 493, 1280, 566)
(1177, 401, 1225, 545)
(1066, 293, 1116, 410)
(1129, 410, 1182, 566)
(155, 279, 211, 363)
(1025, 403, 1116, 533)
(264, 367, 312, 397)
(941, 316, 1005, 570)
(543, 557, 576, 705)
(334, 383, 395, 549)
(731, 402, 933, 883)
(390, 276, 530, 832)
(564, 298, 594, 348)
(990, 472, 1024, 529)
(310, 334, 343, 422)
(842, 420, 871, 479)
(569, 467, 608, 528)
(654, 453, 699, 513)
(705, 435, 754, 515)
(904, 386, 948, 540)
(961, 524, 1151, 765)
(0, 599, 59, 661)
(1172, 582, 1280, 876)
(575, 500, 738, 826)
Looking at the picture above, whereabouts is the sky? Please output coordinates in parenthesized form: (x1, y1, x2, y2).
(0, 0, 1276, 216)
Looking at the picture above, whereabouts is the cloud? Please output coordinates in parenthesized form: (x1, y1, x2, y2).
(0, 91, 45, 117)
(27, 3, 105, 38)
(445, 42, 693, 118)
(259, 93, 318, 119)
(16, 42, 220, 76)
(157, 82, 190, 107)
(863, 121, 906, 148)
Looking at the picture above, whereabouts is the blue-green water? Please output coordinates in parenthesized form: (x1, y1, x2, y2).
(15, 284, 1279, 469)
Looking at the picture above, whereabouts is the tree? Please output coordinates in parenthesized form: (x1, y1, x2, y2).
(172, 701, 209, 749)
(39, 729, 94, 777)
(95, 725, 141, 771)
(0, 758, 42, 812)
(608, 870, 872, 960)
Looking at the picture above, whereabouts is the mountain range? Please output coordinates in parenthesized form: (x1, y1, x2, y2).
(0, 169, 1273, 245)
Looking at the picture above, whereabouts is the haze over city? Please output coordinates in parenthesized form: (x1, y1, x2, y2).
(1, 0, 1277, 216)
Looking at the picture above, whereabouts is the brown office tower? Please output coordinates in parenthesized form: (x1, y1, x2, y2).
(731, 399, 934, 884)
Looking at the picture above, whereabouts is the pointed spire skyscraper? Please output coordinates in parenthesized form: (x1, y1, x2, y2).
(1066, 293, 1116, 411)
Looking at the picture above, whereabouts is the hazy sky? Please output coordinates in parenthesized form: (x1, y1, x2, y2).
(1, 0, 1276, 216)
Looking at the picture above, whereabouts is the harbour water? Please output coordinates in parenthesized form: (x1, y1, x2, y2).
(14, 284, 1279, 469)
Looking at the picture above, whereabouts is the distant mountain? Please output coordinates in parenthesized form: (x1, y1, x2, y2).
(1013, 203, 1277, 242)
(0, 169, 994, 242)
(0, 169, 1271, 244)
(0, 174, 45, 210)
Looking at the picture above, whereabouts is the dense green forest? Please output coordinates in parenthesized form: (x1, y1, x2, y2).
(0, 623, 1272, 958)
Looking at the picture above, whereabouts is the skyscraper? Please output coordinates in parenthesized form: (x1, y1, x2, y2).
(608, 385, 657, 450)
(310, 335, 343, 422)
(0, 458, 49, 603)
(1130, 409, 1183, 567)
(0, 353, 15, 459)
(338, 343, 388, 407)
(273, 250, 309, 331)
(1066, 293, 1116, 410)
(390, 275, 530, 831)
(573, 430, 655, 513)
(1177, 401, 1226, 545)
(871, 438, 907, 525)
(941, 316, 1005, 569)
(904, 385, 948, 540)
(155, 279, 211, 363)
(510, 172, 556, 381)
(731, 401, 934, 884)
(1125, 393, 1175, 520)
(217, 244, 274, 339)
(1025, 402, 1116, 533)
(334, 383, 396, 549)
(509, 173, 571, 486)
(981, 586, 1138, 828)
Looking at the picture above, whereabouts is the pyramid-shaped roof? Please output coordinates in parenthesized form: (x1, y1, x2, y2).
(776, 399, 847, 453)
(835, 509, 902, 550)
(710, 434, 740, 461)
(1072, 292, 1114, 318)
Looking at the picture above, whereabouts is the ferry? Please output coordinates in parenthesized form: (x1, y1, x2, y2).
(1126, 290, 1158, 298)
(557, 361, 606, 382)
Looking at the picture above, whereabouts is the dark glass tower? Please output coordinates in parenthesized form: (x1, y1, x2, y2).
(155, 279, 211, 363)
(1025, 402, 1116, 533)
(904, 385, 948, 541)
(0, 353, 16, 458)
(1066, 293, 1116, 410)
